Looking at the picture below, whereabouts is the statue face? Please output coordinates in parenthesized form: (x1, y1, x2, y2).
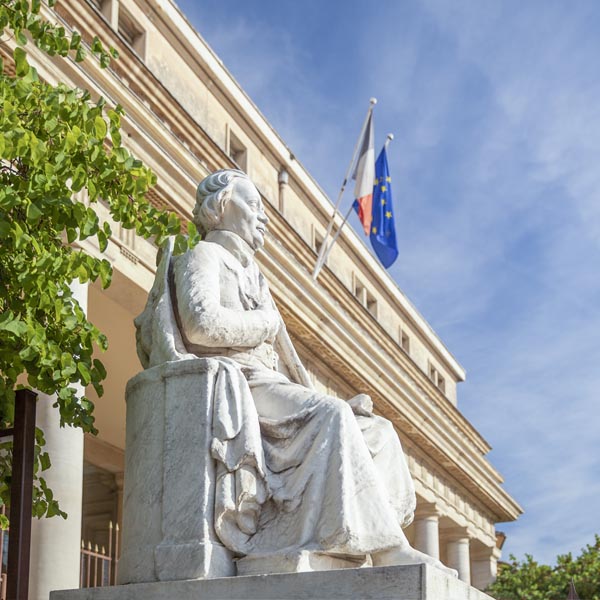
(217, 177, 268, 250)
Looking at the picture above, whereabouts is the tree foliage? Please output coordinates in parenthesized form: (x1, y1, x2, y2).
(487, 535, 600, 600)
(0, 0, 199, 527)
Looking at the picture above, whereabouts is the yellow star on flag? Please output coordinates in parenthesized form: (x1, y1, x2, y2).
(380, 185, 387, 192)
(372, 226, 377, 234)
(385, 211, 392, 219)
(381, 199, 386, 205)
(386, 176, 391, 183)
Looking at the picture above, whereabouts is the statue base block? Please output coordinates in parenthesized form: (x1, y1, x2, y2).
(51, 564, 494, 599)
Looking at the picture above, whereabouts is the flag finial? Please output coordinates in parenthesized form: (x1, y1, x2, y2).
(369, 97, 378, 106)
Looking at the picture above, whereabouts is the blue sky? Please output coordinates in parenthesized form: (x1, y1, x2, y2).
(175, 0, 600, 565)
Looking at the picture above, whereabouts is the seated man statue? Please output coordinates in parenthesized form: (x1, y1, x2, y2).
(134, 168, 455, 576)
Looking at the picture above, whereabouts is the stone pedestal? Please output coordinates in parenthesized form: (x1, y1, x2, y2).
(119, 358, 234, 583)
(51, 564, 495, 600)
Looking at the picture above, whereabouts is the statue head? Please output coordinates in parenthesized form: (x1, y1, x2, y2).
(193, 169, 268, 251)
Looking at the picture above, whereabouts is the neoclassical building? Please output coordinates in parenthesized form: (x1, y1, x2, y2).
(2, 0, 521, 597)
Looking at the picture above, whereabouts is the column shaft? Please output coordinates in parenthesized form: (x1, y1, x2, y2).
(413, 515, 440, 559)
(446, 537, 471, 584)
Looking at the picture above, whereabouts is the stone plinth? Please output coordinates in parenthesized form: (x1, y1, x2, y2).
(51, 564, 494, 600)
(119, 358, 234, 583)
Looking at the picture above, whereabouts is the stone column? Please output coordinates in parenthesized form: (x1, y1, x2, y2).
(444, 527, 471, 584)
(471, 545, 502, 590)
(29, 281, 87, 599)
(413, 502, 440, 559)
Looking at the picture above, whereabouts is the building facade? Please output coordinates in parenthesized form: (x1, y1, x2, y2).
(2, 0, 522, 597)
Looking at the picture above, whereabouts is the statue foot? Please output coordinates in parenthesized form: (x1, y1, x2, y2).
(371, 545, 458, 578)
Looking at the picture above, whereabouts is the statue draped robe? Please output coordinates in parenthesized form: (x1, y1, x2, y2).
(135, 231, 416, 558)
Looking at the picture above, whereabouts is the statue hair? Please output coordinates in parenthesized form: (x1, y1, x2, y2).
(193, 169, 249, 235)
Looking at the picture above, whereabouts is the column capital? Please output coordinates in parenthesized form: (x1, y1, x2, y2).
(441, 525, 472, 542)
(414, 501, 441, 519)
(471, 544, 502, 561)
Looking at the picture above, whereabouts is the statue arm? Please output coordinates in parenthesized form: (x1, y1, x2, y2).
(174, 244, 280, 348)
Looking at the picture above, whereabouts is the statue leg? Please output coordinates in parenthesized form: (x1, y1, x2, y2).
(356, 414, 416, 527)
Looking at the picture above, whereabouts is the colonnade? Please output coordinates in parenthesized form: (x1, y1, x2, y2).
(412, 503, 500, 589)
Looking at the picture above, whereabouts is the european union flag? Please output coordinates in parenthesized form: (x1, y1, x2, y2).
(370, 146, 398, 268)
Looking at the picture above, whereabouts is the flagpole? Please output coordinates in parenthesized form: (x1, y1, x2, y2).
(312, 98, 377, 280)
(315, 133, 394, 277)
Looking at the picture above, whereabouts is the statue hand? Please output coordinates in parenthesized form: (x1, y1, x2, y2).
(260, 309, 281, 343)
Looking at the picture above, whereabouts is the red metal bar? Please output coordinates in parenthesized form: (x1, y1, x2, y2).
(6, 389, 37, 600)
(114, 524, 119, 584)
(93, 555, 97, 587)
(86, 543, 91, 588)
(107, 522, 113, 585)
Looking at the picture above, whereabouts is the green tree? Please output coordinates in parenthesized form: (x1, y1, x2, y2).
(487, 535, 600, 600)
(0, 0, 199, 527)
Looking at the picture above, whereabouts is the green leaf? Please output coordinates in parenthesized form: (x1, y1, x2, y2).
(93, 359, 107, 379)
(26, 202, 43, 223)
(77, 362, 91, 385)
(0, 318, 28, 336)
(173, 234, 187, 255)
(39, 452, 51, 471)
(70, 31, 82, 50)
(13, 47, 30, 77)
(94, 116, 107, 139)
(98, 259, 112, 289)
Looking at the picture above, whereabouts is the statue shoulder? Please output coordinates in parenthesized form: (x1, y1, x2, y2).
(176, 239, 223, 262)
(171, 239, 225, 278)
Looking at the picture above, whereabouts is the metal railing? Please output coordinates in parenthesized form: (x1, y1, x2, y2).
(80, 521, 120, 588)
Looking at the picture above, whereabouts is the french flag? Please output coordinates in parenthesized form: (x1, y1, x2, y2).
(352, 111, 375, 235)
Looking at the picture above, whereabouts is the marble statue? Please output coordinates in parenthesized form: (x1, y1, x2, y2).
(132, 169, 456, 577)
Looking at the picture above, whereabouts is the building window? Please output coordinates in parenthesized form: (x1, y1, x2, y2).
(353, 277, 378, 317)
(400, 327, 410, 354)
(428, 362, 446, 395)
(314, 230, 325, 255)
(365, 289, 378, 318)
(118, 6, 146, 58)
(354, 278, 366, 306)
(437, 374, 446, 394)
(88, 0, 117, 28)
(228, 130, 248, 172)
